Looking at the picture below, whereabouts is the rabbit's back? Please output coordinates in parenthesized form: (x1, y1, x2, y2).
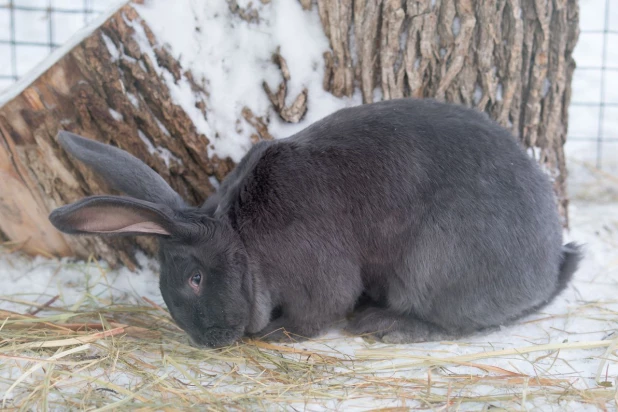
(230, 98, 564, 332)
(234, 98, 559, 241)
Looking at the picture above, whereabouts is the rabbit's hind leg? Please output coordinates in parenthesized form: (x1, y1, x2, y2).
(345, 306, 457, 344)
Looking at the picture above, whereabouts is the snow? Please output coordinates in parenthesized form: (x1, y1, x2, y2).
(126, 91, 139, 108)
(0, 251, 162, 312)
(101, 32, 120, 61)
(154, 116, 171, 136)
(108, 107, 123, 121)
(137, 129, 178, 167)
(452, 16, 461, 36)
(473, 83, 482, 105)
(135, 0, 361, 162)
(542, 78, 551, 97)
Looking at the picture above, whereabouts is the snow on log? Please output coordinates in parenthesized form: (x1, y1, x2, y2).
(0, 0, 579, 267)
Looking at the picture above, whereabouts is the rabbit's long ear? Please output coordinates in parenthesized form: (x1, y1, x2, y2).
(57, 131, 184, 209)
(49, 195, 181, 237)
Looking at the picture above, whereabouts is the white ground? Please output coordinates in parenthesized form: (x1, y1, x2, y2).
(0, 0, 617, 410)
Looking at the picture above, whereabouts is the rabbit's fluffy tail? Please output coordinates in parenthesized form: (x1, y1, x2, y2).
(551, 242, 582, 300)
(509, 242, 582, 323)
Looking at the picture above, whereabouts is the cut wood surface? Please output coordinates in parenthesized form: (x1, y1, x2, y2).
(0, 0, 579, 267)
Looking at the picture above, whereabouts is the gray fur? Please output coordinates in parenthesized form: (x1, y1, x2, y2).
(49, 98, 581, 347)
(56, 131, 185, 208)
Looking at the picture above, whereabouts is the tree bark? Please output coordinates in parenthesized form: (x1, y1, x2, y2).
(0, 0, 579, 267)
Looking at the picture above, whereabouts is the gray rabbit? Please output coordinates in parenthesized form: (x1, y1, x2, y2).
(49, 98, 581, 347)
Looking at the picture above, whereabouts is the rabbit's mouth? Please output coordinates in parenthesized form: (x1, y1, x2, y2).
(188, 324, 244, 348)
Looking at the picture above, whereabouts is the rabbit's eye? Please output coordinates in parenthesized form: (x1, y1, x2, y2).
(190, 273, 202, 288)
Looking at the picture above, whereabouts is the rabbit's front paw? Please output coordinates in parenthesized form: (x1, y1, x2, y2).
(251, 318, 322, 343)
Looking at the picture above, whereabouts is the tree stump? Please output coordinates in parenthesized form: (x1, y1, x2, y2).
(0, 0, 579, 268)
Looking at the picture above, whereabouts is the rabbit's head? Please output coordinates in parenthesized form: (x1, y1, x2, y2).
(49, 131, 252, 347)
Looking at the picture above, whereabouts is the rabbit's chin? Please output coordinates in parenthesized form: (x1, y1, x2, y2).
(187, 325, 245, 348)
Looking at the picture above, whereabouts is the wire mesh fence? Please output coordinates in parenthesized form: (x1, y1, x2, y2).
(0, 0, 616, 171)
(569, 0, 617, 170)
(0, 0, 117, 89)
